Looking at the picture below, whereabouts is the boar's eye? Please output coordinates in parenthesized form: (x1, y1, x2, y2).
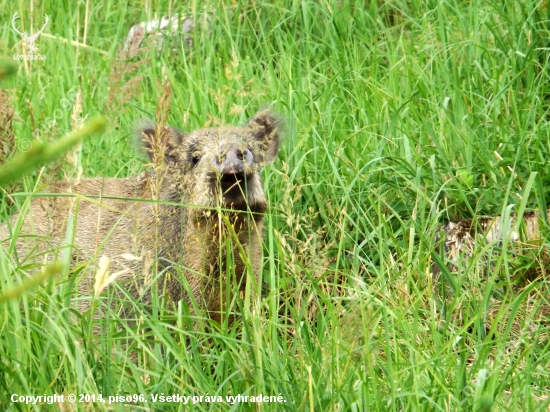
(188, 142, 202, 167)
(191, 155, 202, 166)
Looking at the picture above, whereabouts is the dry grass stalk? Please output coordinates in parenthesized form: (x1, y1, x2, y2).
(0, 90, 16, 164)
(94, 256, 131, 298)
(64, 86, 85, 184)
(0, 91, 20, 202)
(106, 39, 152, 122)
(144, 79, 172, 203)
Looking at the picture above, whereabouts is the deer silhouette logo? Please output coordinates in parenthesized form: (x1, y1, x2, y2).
(12, 12, 49, 55)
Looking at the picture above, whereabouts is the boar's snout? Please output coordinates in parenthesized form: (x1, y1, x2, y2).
(211, 143, 254, 176)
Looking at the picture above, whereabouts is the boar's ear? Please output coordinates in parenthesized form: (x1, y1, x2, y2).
(246, 109, 282, 165)
(137, 123, 184, 164)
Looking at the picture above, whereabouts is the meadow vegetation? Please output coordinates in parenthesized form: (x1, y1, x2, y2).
(1, 0, 549, 410)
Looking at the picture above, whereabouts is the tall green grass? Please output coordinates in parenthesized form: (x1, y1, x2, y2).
(1, 0, 549, 410)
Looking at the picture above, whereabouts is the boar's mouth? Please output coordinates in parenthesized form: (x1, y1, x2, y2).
(218, 172, 249, 202)
(203, 172, 266, 214)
